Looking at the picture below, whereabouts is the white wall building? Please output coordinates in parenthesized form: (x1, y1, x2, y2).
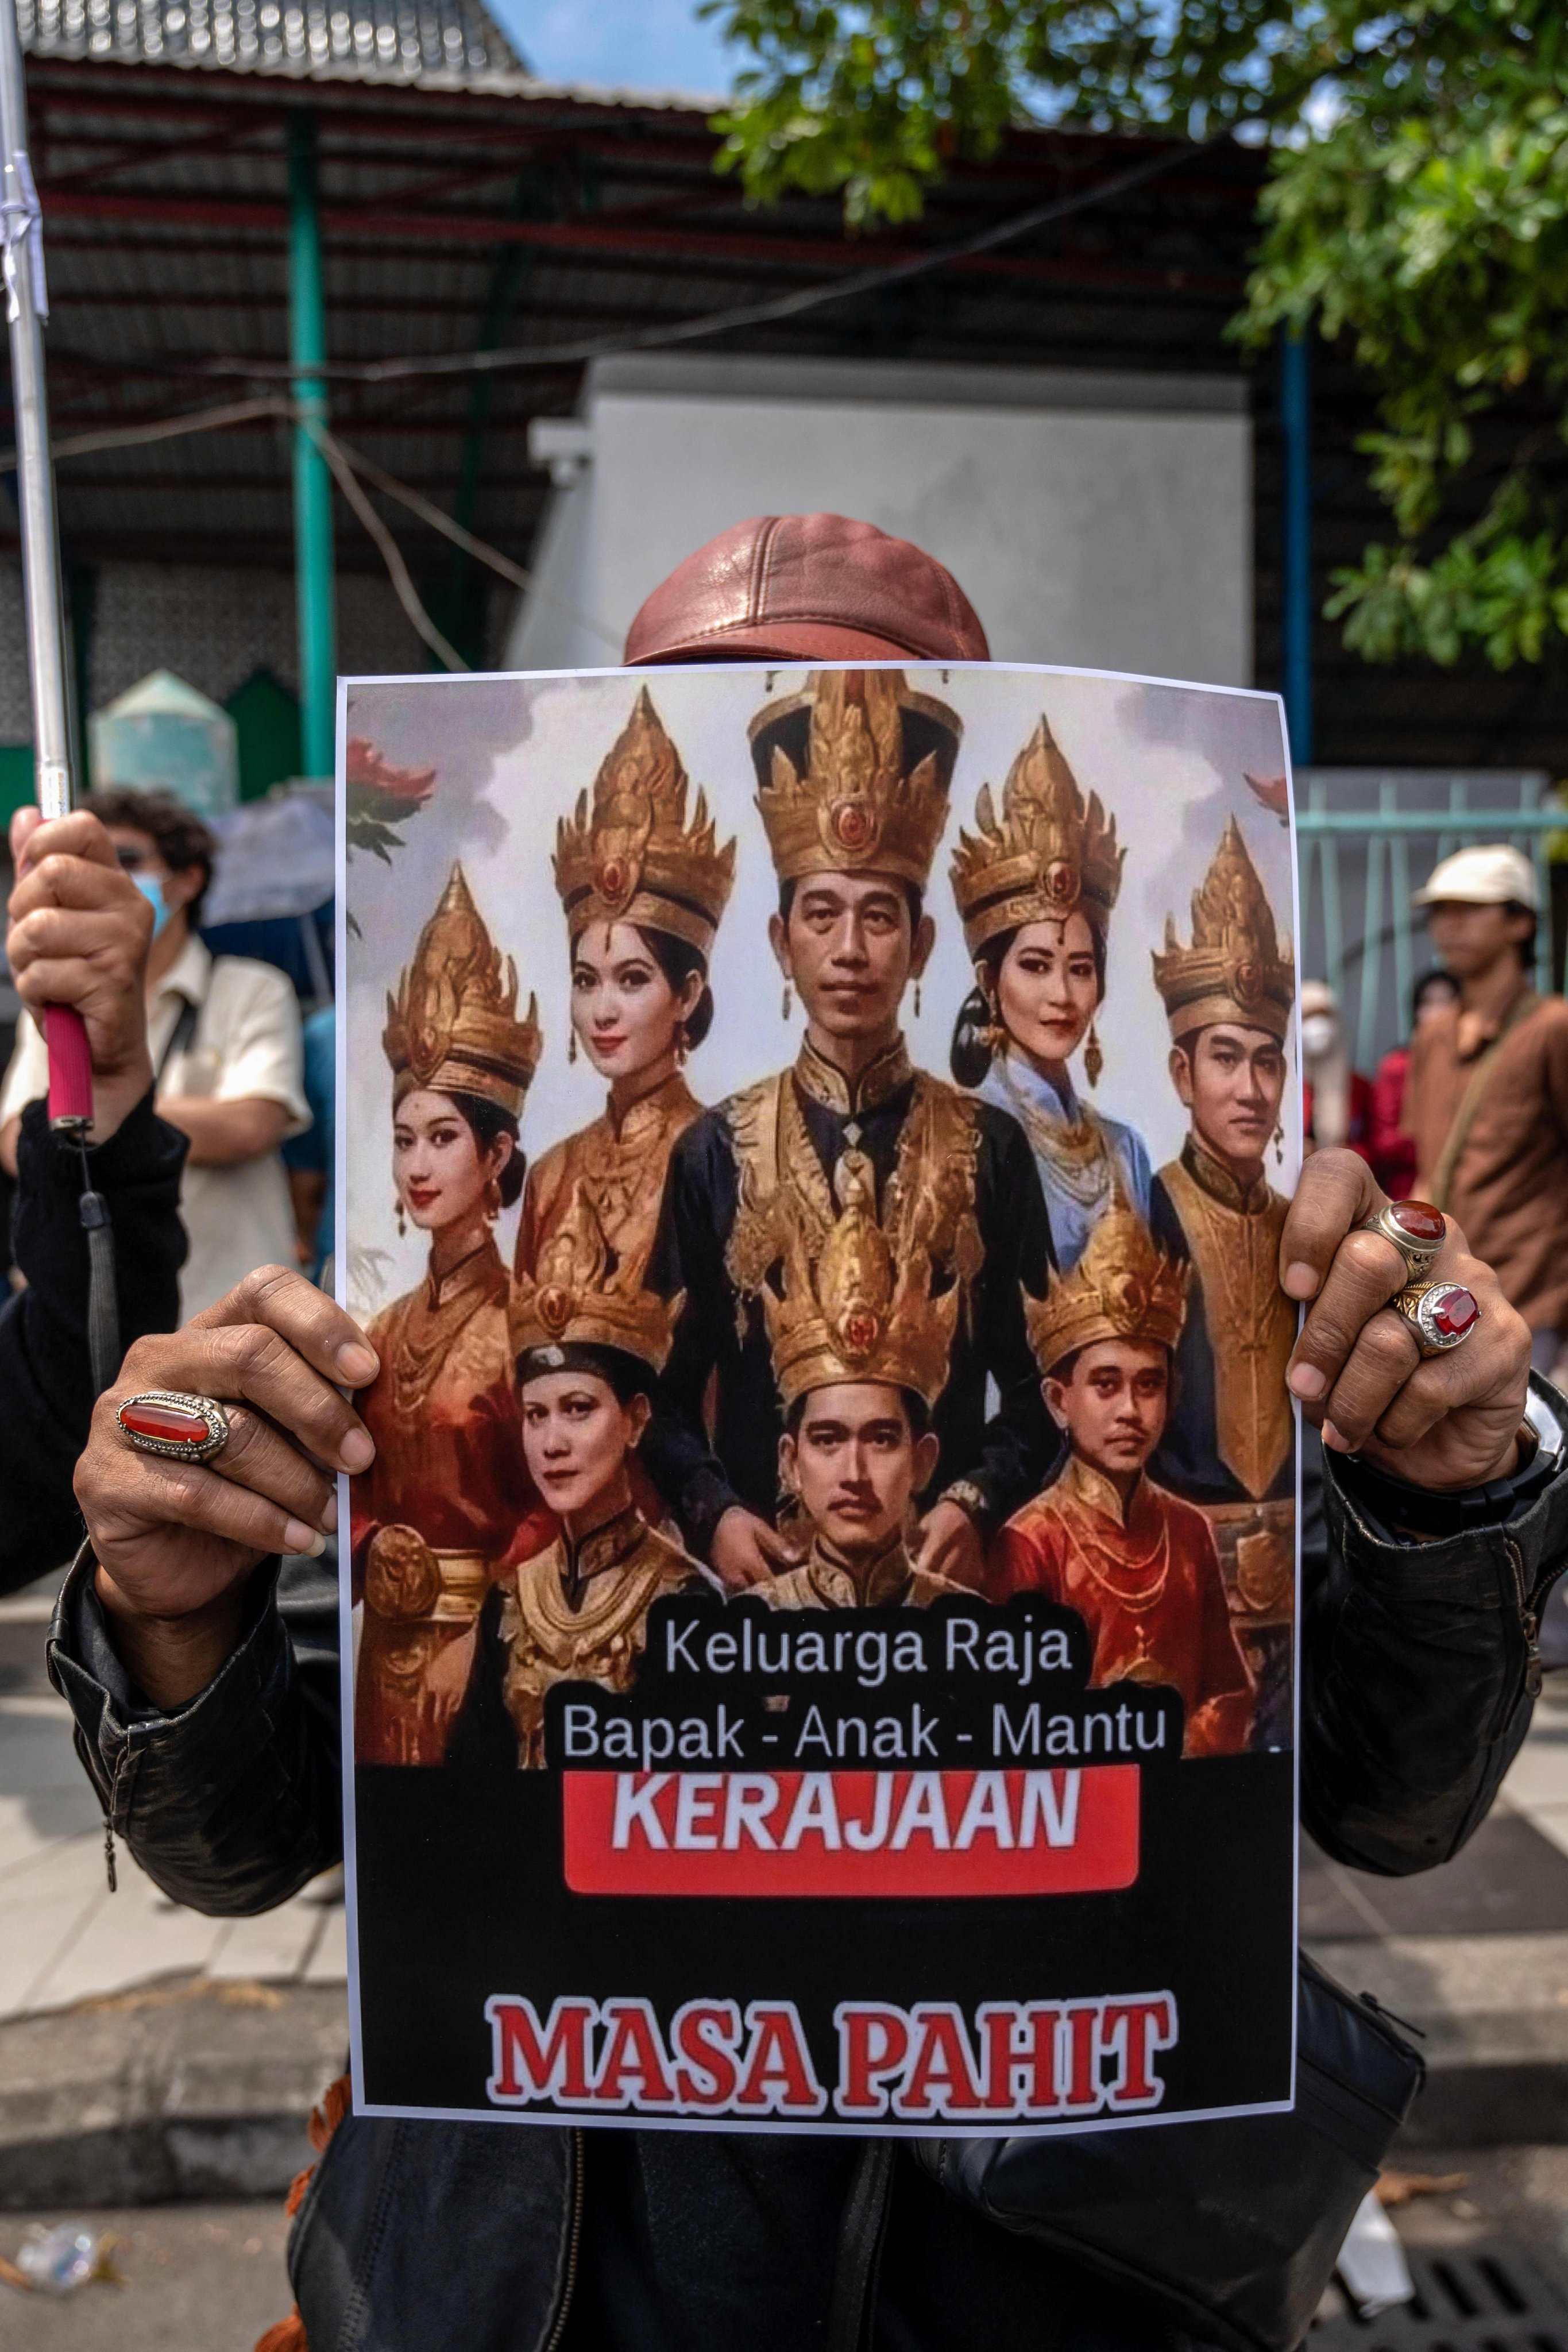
(508, 353, 1252, 686)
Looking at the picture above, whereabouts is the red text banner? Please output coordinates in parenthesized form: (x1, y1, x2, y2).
(562, 1766, 1140, 1897)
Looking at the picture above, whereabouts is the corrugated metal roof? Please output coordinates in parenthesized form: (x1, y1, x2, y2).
(18, 0, 529, 88)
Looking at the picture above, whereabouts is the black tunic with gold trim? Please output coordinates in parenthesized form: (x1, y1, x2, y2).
(644, 1034, 1057, 1557)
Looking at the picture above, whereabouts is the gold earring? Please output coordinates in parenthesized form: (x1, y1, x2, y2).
(1084, 1022, 1103, 1090)
(484, 1173, 501, 1222)
(781, 982, 792, 1021)
(914, 979, 922, 1019)
(395, 1198, 406, 1239)
(674, 1019, 688, 1067)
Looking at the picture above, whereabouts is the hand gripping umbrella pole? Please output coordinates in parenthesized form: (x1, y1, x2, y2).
(0, 0, 119, 1391)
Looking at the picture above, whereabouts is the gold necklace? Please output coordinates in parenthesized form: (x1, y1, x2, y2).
(1071, 1520, 1172, 1613)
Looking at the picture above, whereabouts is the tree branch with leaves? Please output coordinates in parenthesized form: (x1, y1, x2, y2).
(704, 0, 1568, 671)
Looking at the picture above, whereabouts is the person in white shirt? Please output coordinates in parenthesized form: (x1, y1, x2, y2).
(1, 787, 310, 1319)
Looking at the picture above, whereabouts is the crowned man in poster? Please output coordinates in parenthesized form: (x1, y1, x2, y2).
(995, 1202, 1253, 1755)
(759, 1156, 963, 1612)
(646, 669, 1055, 1589)
(1148, 818, 1297, 1740)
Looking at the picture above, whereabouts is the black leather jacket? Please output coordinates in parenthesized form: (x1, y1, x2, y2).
(47, 1407, 1568, 2352)
(3, 1092, 186, 1595)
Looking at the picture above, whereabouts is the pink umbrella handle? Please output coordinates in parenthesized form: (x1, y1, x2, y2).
(45, 1002, 94, 1129)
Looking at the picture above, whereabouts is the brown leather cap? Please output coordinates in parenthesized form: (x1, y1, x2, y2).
(624, 513, 990, 667)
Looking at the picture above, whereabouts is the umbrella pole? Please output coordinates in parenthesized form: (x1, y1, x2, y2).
(0, 0, 92, 1130)
(0, 3, 119, 1395)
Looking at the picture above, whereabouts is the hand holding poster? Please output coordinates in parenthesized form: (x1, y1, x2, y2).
(337, 659, 1300, 2134)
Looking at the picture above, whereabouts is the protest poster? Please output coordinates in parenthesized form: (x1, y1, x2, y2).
(337, 660, 1301, 2135)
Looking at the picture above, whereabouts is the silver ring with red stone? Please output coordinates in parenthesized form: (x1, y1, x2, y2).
(1360, 1198, 1446, 1283)
(1392, 1281, 1481, 1359)
(116, 1389, 232, 1463)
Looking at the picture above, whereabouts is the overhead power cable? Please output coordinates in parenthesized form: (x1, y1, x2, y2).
(169, 133, 1222, 387)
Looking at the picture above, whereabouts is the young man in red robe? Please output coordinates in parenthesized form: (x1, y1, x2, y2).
(992, 1201, 1254, 1757)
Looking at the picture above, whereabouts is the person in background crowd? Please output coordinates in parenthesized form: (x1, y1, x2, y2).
(1405, 845, 1568, 1381)
(1369, 970, 1461, 1200)
(1, 805, 186, 1590)
(1301, 979, 1372, 1160)
(282, 1002, 335, 1282)
(0, 787, 309, 1320)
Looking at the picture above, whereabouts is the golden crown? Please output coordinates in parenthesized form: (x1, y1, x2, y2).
(762, 1157, 959, 1412)
(1152, 816, 1296, 1045)
(748, 669, 962, 888)
(950, 713, 1125, 957)
(1024, 1203, 1189, 1380)
(553, 687, 736, 957)
(383, 864, 541, 1115)
(509, 1183, 680, 1376)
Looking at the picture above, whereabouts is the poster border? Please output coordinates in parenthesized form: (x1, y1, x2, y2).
(334, 656, 1303, 2137)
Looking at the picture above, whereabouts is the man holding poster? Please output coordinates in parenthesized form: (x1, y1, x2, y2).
(40, 518, 1567, 2352)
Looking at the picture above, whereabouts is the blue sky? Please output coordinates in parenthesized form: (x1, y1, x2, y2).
(496, 0, 739, 96)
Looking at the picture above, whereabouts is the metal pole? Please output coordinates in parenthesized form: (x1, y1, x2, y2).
(288, 109, 336, 780)
(1280, 324, 1315, 769)
(0, 0, 92, 1129)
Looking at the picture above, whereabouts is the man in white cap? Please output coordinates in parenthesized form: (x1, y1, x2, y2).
(1406, 843, 1568, 1376)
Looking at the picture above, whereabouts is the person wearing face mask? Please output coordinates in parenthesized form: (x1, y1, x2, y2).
(351, 865, 554, 1766)
(514, 686, 735, 1285)
(949, 711, 1152, 1270)
(1300, 980, 1372, 1160)
(0, 786, 309, 1319)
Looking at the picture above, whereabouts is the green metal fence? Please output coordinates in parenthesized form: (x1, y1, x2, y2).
(1296, 777, 1563, 1075)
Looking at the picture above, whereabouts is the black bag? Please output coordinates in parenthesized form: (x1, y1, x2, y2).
(912, 1951, 1424, 2352)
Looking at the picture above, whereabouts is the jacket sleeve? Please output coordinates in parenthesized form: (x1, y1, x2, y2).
(1302, 1385, 1568, 1876)
(0, 1092, 187, 1595)
(46, 1542, 342, 1914)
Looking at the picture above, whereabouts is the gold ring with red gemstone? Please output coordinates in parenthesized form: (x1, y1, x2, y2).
(1359, 1198, 1446, 1283)
(1392, 1281, 1481, 1359)
(116, 1389, 232, 1463)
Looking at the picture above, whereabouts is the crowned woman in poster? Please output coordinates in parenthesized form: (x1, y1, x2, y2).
(450, 1187, 709, 1770)
(352, 867, 552, 1766)
(646, 669, 1054, 1592)
(995, 1202, 1253, 1757)
(1148, 817, 1296, 1743)
(759, 1157, 964, 1610)
(949, 715, 1153, 1268)
(515, 688, 735, 1281)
